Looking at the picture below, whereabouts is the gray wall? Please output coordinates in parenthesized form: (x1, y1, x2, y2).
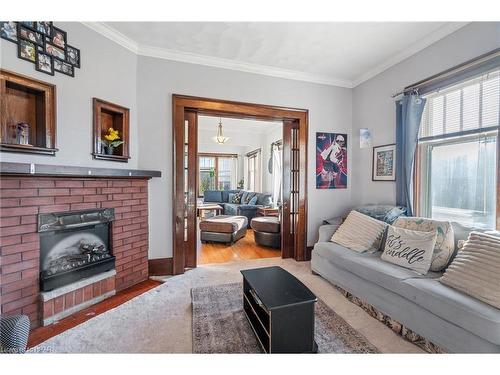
(137, 57, 352, 259)
(0, 22, 139, 168)
(351, 22, 500, 207)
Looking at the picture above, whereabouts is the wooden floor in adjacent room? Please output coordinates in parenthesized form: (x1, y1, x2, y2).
(27, 279, 162, 349)
(197, 228, 281, 265)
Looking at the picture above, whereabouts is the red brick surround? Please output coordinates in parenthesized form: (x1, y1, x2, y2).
(0, 177, 150, 329)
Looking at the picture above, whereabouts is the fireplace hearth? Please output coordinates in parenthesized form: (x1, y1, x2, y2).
(38, 209, 116, 291)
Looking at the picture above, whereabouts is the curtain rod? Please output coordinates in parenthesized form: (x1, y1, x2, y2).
(391, 47, 500, 98)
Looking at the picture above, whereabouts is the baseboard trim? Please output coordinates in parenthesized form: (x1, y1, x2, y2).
(149, 257, 173, 276)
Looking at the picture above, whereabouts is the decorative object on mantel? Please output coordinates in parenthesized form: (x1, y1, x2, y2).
(92, 98, 130, 162)
(0, 69, 58, 155)
(372, 143, 396, 181)
(0, 21, 80, 77)
(100, 127, 124, 155)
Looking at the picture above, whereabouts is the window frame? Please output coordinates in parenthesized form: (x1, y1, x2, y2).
(197, 152, 238, 197)
(413, 69, 499, 228)
(415, 130, 498, 228)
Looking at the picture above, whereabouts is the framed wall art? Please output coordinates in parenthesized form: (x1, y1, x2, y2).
(372, 143, 396, 181)
(316, 132, 348, 189)
(1, 21, 81, 77)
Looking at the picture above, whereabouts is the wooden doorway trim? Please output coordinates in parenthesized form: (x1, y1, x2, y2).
(172, 94, 308, 275)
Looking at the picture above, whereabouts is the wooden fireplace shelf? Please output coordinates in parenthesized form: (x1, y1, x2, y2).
(0, 162, 161, 179)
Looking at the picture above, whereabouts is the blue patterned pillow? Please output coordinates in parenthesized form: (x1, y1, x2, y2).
(248, 196, 258, 205)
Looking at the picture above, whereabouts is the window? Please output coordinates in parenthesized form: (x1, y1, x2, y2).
(245, 149, 261, 192)
(198, 154, 238, 196)
(416, 69, 499, 229)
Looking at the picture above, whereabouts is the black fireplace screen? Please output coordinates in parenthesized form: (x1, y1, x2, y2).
(38, 209, 115, 291)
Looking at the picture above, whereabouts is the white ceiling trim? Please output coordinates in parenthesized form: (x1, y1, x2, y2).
(137, 44, 352, 87)
(83, 21, 469, 89)
(351, 22, 469, 87)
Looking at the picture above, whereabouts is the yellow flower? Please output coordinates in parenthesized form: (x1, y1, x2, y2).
(104, 128, 120, 141)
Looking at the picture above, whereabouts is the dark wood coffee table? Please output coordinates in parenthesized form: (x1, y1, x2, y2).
(240, 266, 317, 353)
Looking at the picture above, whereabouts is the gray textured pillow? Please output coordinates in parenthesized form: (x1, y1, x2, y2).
(381, 226, 437, 275)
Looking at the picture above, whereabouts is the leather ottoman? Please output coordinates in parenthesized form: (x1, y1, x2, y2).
(251, 216, 281, 248)
(199, 215, 248, 244)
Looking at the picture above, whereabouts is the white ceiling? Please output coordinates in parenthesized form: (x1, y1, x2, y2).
(198, 115, 281, 134)
(86, 22, 468, 87)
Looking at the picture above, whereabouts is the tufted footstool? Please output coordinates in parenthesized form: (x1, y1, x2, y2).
(199, 215, 248, 244)
(251, 216, 281, 248)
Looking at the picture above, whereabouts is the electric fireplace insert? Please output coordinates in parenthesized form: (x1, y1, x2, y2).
(38, 208, 116, 291)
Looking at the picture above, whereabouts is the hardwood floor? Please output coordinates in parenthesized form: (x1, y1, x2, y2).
(27, 279, 162, 349)
(197, 228, 281, 265)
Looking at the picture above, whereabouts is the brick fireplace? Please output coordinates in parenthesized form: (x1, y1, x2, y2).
(0, 176, 151, 329)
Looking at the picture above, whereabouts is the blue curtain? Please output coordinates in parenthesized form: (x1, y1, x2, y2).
(395, 94, 426, 216)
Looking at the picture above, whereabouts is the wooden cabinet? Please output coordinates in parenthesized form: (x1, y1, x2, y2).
(0, 69, 57, 155)
(92, 98, 130, 162)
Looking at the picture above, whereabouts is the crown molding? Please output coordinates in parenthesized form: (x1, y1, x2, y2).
(82, 22, 469, 89)
(82, 22, 139, 54)
(351, 22, 470, 87)
(137, 44, 353, 87)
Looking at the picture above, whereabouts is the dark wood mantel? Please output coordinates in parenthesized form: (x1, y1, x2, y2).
(0, 162, 161, 179)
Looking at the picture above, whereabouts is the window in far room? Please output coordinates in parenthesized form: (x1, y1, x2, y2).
(416, 69, 499, 229)
(198, 154, 238, 197)
(245, 148, 262, 192)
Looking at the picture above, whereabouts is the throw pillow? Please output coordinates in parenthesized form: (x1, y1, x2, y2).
(248, 196, 258, 205)
(381, 226, 437, 275)
(440, 231, 500, 309)
(230, 192, 242, 204)
(393, 217, 454, 272)
(243, 192, 257, 204)
(331, 210, 387, 253)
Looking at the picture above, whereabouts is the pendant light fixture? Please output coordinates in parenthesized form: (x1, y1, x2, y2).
(212, 117, 230, 144)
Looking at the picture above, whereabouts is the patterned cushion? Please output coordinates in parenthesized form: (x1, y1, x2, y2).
(199, 215, 247, 233)
(381, 226, 437, 275)
(440, 231, 500, 309)
(331, 210, 387, 253)
(354, 205, 407, 224)
(248, 196, 258, 205)
(230, 192, 242, 204)
(0, 314, 30, 353)
(393, 217, 455, 272)
(242, 192, 257, 204)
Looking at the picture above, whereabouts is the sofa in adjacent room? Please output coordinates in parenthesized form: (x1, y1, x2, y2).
(311, 219, 500, 353)
(203, 189, 273, 225)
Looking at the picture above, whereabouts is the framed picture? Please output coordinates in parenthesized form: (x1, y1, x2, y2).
(51, 26, 66, 49)
(0, 21, 18, 43)
(316, 132, 347, 189)
(359, 128, 372, 148)
(372, 144, 397, 181)
(18, 39, 36, 63)
(54, 58, 74, 77)
(18, 24, 44, 46)
(66, 45, 80, 68)
(20, 21, 36, 30)
(36, 21, 52, 36)
(35, 51, 54, 75)
(45, 42, 65, 60)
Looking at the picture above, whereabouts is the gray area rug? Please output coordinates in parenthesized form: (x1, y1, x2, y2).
(192, 282, 379, 353)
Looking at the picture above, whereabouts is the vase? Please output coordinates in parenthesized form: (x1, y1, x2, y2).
(105, 146, 114, 155)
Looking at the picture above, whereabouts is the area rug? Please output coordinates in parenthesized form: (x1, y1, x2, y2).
(191, 282, 379, 353)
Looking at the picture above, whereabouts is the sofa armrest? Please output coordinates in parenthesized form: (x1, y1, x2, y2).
(318, 224, 341, 242)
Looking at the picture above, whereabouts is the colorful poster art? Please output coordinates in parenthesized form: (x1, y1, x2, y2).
(316, 132, 347, 189)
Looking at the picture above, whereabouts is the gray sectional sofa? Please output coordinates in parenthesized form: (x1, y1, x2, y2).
(311, 221, 500, 353)
(203, 189, 272, 225)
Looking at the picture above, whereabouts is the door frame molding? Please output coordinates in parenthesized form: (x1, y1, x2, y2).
(172, 94, 309, 275)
